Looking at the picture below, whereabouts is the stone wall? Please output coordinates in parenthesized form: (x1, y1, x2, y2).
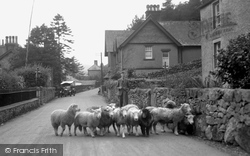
(0, 99, 39, 124)
(0, 87, 55, 125)
(105, 86, 250, 153)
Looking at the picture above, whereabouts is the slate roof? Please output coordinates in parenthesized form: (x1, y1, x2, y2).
(105, 30, 133, 56)
(88, 64, 101, 71)
(159, 21, 201, 46)
(105, 18, 201, 55)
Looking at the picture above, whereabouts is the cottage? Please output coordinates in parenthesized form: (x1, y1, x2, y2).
(200, 0, 250, 83)
(0, 36, 18, 70)
(105, 17, 201, 75)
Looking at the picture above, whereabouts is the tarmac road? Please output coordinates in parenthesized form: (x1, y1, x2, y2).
(0, 88, 230, 156)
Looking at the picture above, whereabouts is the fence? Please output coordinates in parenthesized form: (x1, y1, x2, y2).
(0, 88, 37, 107)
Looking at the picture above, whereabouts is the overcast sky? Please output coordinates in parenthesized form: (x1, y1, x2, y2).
(0, 0, 187, 71)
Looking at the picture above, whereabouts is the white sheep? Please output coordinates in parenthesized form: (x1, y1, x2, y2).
(74, 108, 102, 138)
(151, 103, 192, 135)
(51, 104, 80, 136)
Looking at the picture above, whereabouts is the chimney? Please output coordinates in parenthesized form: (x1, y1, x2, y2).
(145, 4, 161, 21)
(5, 36, 18, 51)
(94, 60, 98, 66)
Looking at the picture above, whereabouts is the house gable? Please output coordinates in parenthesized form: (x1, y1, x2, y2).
(129, 21, 174, 44)
(119, 17, 181, 49)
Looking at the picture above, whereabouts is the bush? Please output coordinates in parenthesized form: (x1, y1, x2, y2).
(15, 65, 51, 88)
(0, 70, 22, 89)
(147, 59, 201, 78)
(211, 33, 250, 89)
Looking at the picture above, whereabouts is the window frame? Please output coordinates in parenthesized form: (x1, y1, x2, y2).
(144, 46, 153, 60)
(162, 52, 169, 68)
(213, 1, 221, 29)
(213, 41, 221, 68)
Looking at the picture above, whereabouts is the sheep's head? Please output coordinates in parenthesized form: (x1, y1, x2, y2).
(68, 104, 80, 113)
(185, 114, 194, 125)
(181, 103, 192, 114)
(141, 109, 150, 119)
(94, 108, 102, 119)
(120, 109, 127, 118)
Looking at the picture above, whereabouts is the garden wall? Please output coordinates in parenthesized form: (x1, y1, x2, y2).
(0, 87, 55, 125)
(105, 86, 250, 153)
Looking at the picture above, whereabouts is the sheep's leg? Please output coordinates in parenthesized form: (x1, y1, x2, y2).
(135, 126, 139, 137)
(146, 126, 150, 136)
(68, 125, 72, 136)
(100, 128, 104, 136)
(53, 125, 59, 136)
(173, 122, 179, 136)
(141, 126, 145, 136)
(153, 122, 158, 135)
(83, 127, 87, 135)
(117, 124, 120, 137)
(74, 125, 77, 136)
(113, 122, 117, 135)
(60, 124, 66, 136)
(89, 127, 95, 138)
(122, 125, 126, 138)
(161, 123, 166, 133)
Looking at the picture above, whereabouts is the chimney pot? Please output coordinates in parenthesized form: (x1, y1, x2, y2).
(15, 36, 18, 44)
(5, 36, 8, 44)
(9, 36, 11, 43)
(94, 60, 98, 66)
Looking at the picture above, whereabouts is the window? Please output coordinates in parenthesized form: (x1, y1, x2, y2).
(145, 46, 153, 59)
(214, 41, 221, 68)
(162, 52, 169, 68)
(213, 1, 220, 29)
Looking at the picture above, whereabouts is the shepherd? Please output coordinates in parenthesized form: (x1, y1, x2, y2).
(117, 71, 129, 107)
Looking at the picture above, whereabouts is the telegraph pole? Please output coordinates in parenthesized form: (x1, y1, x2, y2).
(25, 0, 35, 67)
(100, 52, 103, 85)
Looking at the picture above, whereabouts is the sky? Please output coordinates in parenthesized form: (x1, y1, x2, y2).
(0, 0, 187, 72)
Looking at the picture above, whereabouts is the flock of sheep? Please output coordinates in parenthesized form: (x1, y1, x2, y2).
(50, 99, 195, 138)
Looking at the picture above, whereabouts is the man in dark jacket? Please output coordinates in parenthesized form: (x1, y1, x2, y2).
(117, 71, 129, 107)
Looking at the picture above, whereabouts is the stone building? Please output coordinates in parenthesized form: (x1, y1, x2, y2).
(88, 60, 101, 79)
(0, 36, 18, 70)
(200, 0, 250, 83)
(105, 17, 201, 75)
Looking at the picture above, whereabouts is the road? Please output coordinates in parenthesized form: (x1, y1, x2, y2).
(0, 88, 230, 156)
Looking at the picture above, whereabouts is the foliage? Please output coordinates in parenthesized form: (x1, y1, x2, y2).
(127, 15, 144, 30)
(211, 33, 250, 89)
(147, 59, 201, 79)
(127, 68, 136, 78)
(0, 70, 23, 90)
(14, 65, 51, 88)
(160, 0, 201, 21)
(9, 14, 83, 86)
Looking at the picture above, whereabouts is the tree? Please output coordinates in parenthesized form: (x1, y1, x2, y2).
(211, 33, 250, 89)
(127, 15, 144, 30)
(10, 14, 83, 86)
(160, 0, 201, 21)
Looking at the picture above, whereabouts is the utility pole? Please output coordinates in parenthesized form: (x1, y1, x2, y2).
(25, 0, 35, 67)
(101, 52, 103, 85)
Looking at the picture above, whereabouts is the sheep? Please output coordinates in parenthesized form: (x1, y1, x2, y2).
(112, 107, 128, 138)
(51, 104, 80, 136)
(139, 108, 153, 137)
(151, 103, 192, 135)
(74, 108, 102, 138)
(126, 107, 141, 136)
(98, 106, 114, 136)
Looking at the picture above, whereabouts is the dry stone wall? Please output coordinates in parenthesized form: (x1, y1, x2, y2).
(105, 86, 250, 153)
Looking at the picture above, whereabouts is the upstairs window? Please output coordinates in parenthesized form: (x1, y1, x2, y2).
(145, 46, 153, 59)
(213, 1, 221, 29)
(213, 41, 221, 68)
